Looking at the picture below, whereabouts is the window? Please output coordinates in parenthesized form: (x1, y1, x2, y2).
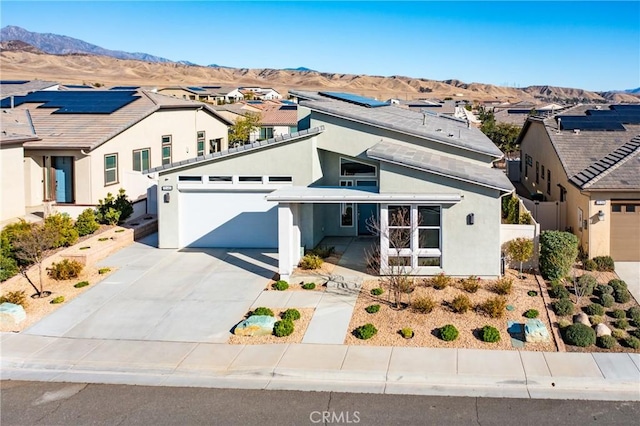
(239, 176, 262, 182)
(340, 180, 353, 187)
(535, 161, 539, 184)
(387, 205, 411, 249)
(209, 176, 232, 182)
(541, 165, 545, 178)
(546, 170, 551, 194)
(356, 180, 377, 187)
(289, 126, 298, 133)
(611, 204, 622, 213)
(209, 138, 222, 154)
(259, 127, 274, 140)
(341, 203, 354, 227)
(341, 158, 376, 177)
(268, 176, 293, 182)
(627, 205, 636, 213)
(524, 155, 529, 179)
(132, 148, 150, 172)
(197, 131, 205, 156)
(162, 135, 172, 165)
(383, 204, 441, 269)
(559, 185, 567, 202)
(104, 154, 118, 185)
(417, 206, 440, 249)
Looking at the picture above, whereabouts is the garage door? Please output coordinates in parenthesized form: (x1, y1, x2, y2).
(610, 202, 640, 261)
(179, 190, 278, 248)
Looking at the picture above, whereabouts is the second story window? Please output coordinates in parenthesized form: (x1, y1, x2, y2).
(162, 135, 172, 165)
(133, 148, 150, 172)
(260, 127, 274, 140)
(104, 153, 118, 186)
(197, 131, 205, 156)
(209, 138, 222, 154)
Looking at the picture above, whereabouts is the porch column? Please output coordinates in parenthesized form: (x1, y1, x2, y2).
(291, 203, 302, 268)
(278, 203, 294, 281)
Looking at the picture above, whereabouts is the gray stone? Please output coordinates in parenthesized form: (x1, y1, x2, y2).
(595, 323, 612, 337)
(573, 312, 590, 326)
(234, 315, 276, 337)
(0, 302, 26, 326)
(524, 319, 550, 343)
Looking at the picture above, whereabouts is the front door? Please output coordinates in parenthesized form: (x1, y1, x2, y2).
(358, 204, 377, 235)
(52, 156, 74, 203)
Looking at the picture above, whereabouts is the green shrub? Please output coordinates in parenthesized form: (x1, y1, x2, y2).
(96, 189, 133, 225)
(301, 282, 316, 290)
(272, 280, 289, 291)
(614, 287, 631, 304)
(539, 231, 579, 280)
(589, 315, 604, 325)
(576, 274, 597, 297)
(74, 281, 90, 288)
(48, 259, 83, 280)
(625, 336, 640, 349)
(614, 319, 629, 330)
(597, 335, 617, 349)
(431, 273, 452, 289)
(608, 279, 627, 291)
(461, 276, 480, 293)
(479, 296, 507, 318)
(0, 290, 27, 307)
(583, 259, 597, 271)
(629, 329, 640, 339)
(273, 319, 294, 337)
(370, 287, 384, 296)
(412, 296, 436, 314)
(481, 325, 501, 343)
(0, 219, 33, 260)
(365, 304, 381, 314)
(309, 246, 335, 259)
(74, 208, 100, 236)
(298, 254, 323, 270)
(628, 307, 640, 323)
(552, 299, 574, 316)
(252, 307, 274, 317)
(524, 309, 539, 319)
(564, 323, 596, 347)
(451, 294, 471, 314)
(611, 309, 626, 319)
(592, 256, 615, 272)
(400, 327, 413, 339)
(0, 255, 19, 281)
(353, 323, 378, 340)
(98, 237, 109, 242)
(549, 283, 570, 299)
(439, 324, 459, 341)
(527, 290, 538, 297)
(44, 213, 79, 248)
(492, 276, 513, 295)
(611, 329, 626, 339)
(600, 294, 615, 308)
(281, 308, 301, 321)
(50, 295, 65, 304)
(596, 284, 614, 296)
(98, 267, 111, 274)
(558, 319, 572, 329)
(583, 303, 604, 316)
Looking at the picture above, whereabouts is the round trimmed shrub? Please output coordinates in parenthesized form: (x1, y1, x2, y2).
(301, 282, 316, 290)
(527, 290, 538, 297)
(599, 294, 614, 308)
(50, 296, 65, 304)
(74, 281, 90, 288)
(583, 303, 604, 316)
(0, 255, 19, 282)
(354, 323, 378, 340)
(370, 287, 384, 296)
(272, 280, 289, 291)
(589, 315, 604, 325)
(614, 319, 629, 330)
(564, 323, 596, 347)
(74, 208, 100, 236)
(576, 274, 597, 296)
(439, 324, 459, 341)
(481, 325, 501, 343)
(365, 304, 381, 314)
(281, 308, 301, 321)
(583, 259, 597, 271)
(252, 307, 274, 317)
(451, 295, 471, 314)
(611, 309, 626, 319)
(400, 327, 413, 339)
(614, 288, 631, 304)
(627, 306, 640, 320)
(549, 283, 570, 299)
(597, 335, 617, 349)
(552, 298, 574, 316)
(524, 309, 539, 319)
(629, 329, 640, 339)
(597, 284, 614, 296)
(273, 319, 294, 337)
(625, 336, 640, 349)
(539, 231, 579, 280)
(592, 256, 615, 272)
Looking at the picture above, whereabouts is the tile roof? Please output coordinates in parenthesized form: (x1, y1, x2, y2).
(147, 126, 325, 174)
(366, 140, 514, 192)
(0, 80, 59, 97)
(291, 90, 504, 159)
(0, 109, 39, 145)
(260, 105, 297, 126)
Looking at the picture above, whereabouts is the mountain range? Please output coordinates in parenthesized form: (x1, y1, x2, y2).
(1, 25, 638, 104)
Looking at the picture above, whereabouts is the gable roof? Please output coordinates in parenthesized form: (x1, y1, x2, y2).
(0, 109, 39, 145)
(291, 90, 504, 159)
(0, 80, 59, 97)
(367, 140, 513, 192)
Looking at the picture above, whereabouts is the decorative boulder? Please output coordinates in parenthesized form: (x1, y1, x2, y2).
(525, 319, 550, 343)
(573, 312, 590, 326)
(0, 303, 26, 327)
(234, 315, 276, 337)
(595, 323, 612, 337)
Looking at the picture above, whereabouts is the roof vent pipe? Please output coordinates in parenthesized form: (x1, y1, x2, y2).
(557, 117, 562, 133)
(10, 96, 14, 109)
(422, 113, 426, 125)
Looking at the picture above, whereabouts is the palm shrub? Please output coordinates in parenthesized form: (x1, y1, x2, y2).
(439, 324, 459, 341)
(44, 213, 79, 248)
(564, 323, 596, 347)
(74, 208, 100, 236)
(539, 231, 579, 280)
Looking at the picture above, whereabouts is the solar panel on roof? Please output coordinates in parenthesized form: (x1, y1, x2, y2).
(201, 86, 221, 89)
(187, 86, 205, 91)
(0, 80, 29, 84)
(279, 105, 297, 110)
(65, 85, 93, 89)
(319, 92, 389, 108)
(0, 90, 140, 114)
(110, 86, 139, 90)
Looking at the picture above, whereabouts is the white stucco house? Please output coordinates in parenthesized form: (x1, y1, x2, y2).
(148, 91, 514, 280)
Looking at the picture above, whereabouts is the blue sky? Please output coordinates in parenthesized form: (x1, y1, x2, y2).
(1, 1, 638, 91)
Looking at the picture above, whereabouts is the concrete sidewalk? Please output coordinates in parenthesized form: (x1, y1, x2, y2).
(1, 333, 639, 401)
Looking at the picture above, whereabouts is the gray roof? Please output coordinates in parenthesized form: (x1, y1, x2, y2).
(290, 90, 503, 159)
(366, 140, 514, 192)
(0, 109, 39, 145)
(0, 80, 59, 98)
(147, 126, 325, 174)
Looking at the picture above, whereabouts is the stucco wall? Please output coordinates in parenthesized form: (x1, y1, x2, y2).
(1, 144, 26, 221)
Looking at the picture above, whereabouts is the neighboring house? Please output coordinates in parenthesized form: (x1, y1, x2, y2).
(493, 102, 571, 126)
(0, 79, 60, 98)
(0, 87, 231, 220)
(238, 87, 282, 100)
(148, 91, 513, 280)
(517, 104, 640, 261)
(214, 101, 298, 142)
(157, 86, 224, 103)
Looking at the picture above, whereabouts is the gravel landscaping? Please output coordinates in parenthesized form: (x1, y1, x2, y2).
(228, 308, 315, 344)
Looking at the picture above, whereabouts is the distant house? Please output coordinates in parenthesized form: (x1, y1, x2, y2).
(517, 104, 640, 261)
(214, 100, 297, 142)
(238, 87, 282, 101)
(0, 86, 231, 221)
(157, 86, 223, 103)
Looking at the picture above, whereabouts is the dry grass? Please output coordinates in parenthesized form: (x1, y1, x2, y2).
(228, 308, 314, 345)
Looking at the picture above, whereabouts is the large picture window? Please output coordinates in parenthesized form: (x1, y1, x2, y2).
(340, 158, 376, 177)
(132, 148, 150, 172)
(104, 154, 118, 185)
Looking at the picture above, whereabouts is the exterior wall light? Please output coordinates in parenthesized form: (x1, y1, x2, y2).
(598, 210, 605, 221)
(467, 213, 474, 225)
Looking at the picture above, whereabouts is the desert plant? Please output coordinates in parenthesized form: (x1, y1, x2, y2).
(353, 323, 377, 340)
(301, 282, 316, 290)
(50, 295, 65, 304)
(74, 208, 100, 236)
(439, 324, 459, 341)
(527, 290, 538, 297)
(412, 296, 436, 314)
(549, 282, 570, 299)
(596, 284, 614, 296)
(519, 211, 532, 225)
(583, 259, 597, 271)
(629, 329, 640, 339)
(252, 307, 274, 317)
(600, 294, 615, 308)
(44, 213, 79, 248)
(625, 336, 640, 349)
(492, 276, 513, 295)
(539, 231, 579, 280)
(611, 309, 626, 319)
(95, 189, 133, 225)
(370, 287, 384, 296)
(564, 323, 596, 347)
(74, 281, 90, 288)
(558, 319, 572, 329)
(597, 335, 617, 349)
(273, 319, 294, 337)
(481, 325, 501, 343)
(0, 255, 19, 282)
(524, 309, 539, 319)
(281, 308, 301, 321)
(505, 237, 534, 278)
(98, 268, 111, 274)
(574, 273, 597, 300)
(272, 280, 289, 291)
(48, 259, 83, 280)
(309, 245, 335, 259)
(628, 307, 640, 324)
(611, 329, 626, 339)
(608, 279, 627, 291)
(592, 256, 615, 272)
(298, 254, 323, 270)
(479, 296, 507, 318)
(365, 304, 381, 314)
(431, 272, 452, 290)
(552, 298, 574, 316)
(589, 315, 604, 325)
(614, 319, 629, 330)
(461, 276, 480, 293)
(583, 303, 605, 316)
(451, 294, 471, 314)
(0, 290, 27, 307)
(0, 219, 33, 261)
(400, 327, 413, 338)
(613, 287, 631, 304)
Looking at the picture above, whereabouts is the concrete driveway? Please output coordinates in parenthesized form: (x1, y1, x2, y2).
(616, 262, 640, 304)
(24, 234, 278, 343)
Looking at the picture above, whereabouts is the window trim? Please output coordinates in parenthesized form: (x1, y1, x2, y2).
(162, 135, 172, 165)
(104, 153, 118, 186)
(197, 131, 205, 156)
(132, 148, 150, 172)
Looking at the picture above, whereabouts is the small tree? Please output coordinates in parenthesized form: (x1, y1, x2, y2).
(13, 224, 57, 297)
(228, 112, 261, 147)
(505, 238, 534, 278)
